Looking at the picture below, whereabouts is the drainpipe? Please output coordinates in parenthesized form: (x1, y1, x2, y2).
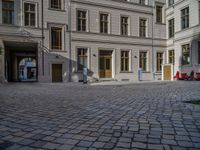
(68, 0, 72, 82)
(41, 0, 44, 76)
(152, 0, 155, 80)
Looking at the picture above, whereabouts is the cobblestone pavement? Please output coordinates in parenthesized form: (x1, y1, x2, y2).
(0, 81, 200, 150)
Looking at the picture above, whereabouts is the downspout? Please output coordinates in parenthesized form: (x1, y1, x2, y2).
(152, 0, 155, 80)
(68, 0, 72, 82)
(41, 0, 44, 76)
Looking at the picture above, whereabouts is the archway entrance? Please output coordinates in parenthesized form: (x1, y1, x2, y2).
(4, 41, 38, 82)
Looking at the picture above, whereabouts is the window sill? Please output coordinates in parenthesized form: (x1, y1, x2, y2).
(120, 71, 133, 73)
(155, 71, 162, 74)
(24, 26, 38, 29)
(155, 22, 166, 25)
(168, 36, 174, 40)
(49, 49, 66, 52)
(48, 8, 66, 12)
(142, 71, 151, 73)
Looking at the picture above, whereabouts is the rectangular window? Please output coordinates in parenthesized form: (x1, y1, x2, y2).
(168, 0, 174, 6)
(121, 16, 129, 35)
(182, 44, 190, 65)
(168, 50, 174, 64)
(168, 18, 174, 38)
(50, 0, 61, 9)
(77, 10, 87, 32)
(139, 52, 147, 71)
(77, 48, 88, 71)
(51, 27, 62, 50)
(2, 0, 14, 24)
(139, 19, 146, 37)
(121, 51, 129, 72)
(157, 52, 163, 72)
(199, 42, 200, 64)
(156, 6, 163, 23)
(24, 3, 36, 26)
(139, 0, 146, 5)
(100, 13, 108, 34)
(181, 7, 189, 29)
(199, 1, 200, 24)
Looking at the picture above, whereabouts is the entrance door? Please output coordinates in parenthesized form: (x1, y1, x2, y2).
(99, 51, 112, 78)
(52, 64, 62, 82)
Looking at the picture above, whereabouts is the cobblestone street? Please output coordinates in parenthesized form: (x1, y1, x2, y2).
(0, 81, 200, 150)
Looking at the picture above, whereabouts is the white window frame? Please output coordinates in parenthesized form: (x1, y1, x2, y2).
(23, 1, 38, 27)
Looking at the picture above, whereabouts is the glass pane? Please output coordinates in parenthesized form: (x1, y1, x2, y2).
(106, 59, 110, 70)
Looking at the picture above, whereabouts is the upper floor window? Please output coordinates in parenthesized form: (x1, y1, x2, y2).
(50, 0, 61, 9)
(100, 13, 109, 34)
(181, 7, 189, 30)
(168, 18, 174, 38)
(139, 51, 147, 71)
(77, 10, 87, 32)
(157, 52, 163, 72)
(182, 44, 190, 65)
(199, 1, 200, 24)
(139, 0, 146, 5)
(121, 51, 129, 72)
(139, 19, 147, 37)
(168, 50, 174, 64)
(156, 5, 163, 23)
(2, 0, 14, 24)
(24, 3, 36, 27)
(168, 0, 174, 6)
(77, 48, 88, 71)
(121, 16, 129, 36)
(51, 27, 62, 50)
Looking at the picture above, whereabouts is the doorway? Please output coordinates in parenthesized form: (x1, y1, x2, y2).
(52, 64, 62, 82)
(99, 50, 112, 78)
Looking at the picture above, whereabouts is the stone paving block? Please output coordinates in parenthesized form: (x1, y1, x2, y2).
(147, 144, 164, 150)
(30, 140, 47, 148)
(92, 141, 105, 148)
(131, 142, 146, 149)
(162, 139, 177, 145)
(103, 142, 115, 149)
(43, 142, 60, 150)
(19, 139, 35, 145)
(77, 140, 93, 147)
(116, 142, 131, 148)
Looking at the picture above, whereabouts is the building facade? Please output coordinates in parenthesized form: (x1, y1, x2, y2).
(0, 0, 70, 83)
(0, 0, 199, 83)
(70, 0, 166, 82)
(166, 0, 200, 76)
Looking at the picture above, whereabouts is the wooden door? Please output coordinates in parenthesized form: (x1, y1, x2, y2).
(99, 56, 112, 78)
(105, 57, 112, 78)
(52, 64, 62, 82)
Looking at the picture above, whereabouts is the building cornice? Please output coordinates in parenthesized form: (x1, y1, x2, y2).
(71, 0, 153, 15)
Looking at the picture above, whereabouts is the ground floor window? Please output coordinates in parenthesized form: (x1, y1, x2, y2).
(139, 51, 147, 71)
(121, 51, 129, 72)
(77, 48, 88, 71)
(198, 42, 200, 64)
(157, 52, 163, 72)
(168, 50, 174, 64)
(182, 44, 190, 65)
